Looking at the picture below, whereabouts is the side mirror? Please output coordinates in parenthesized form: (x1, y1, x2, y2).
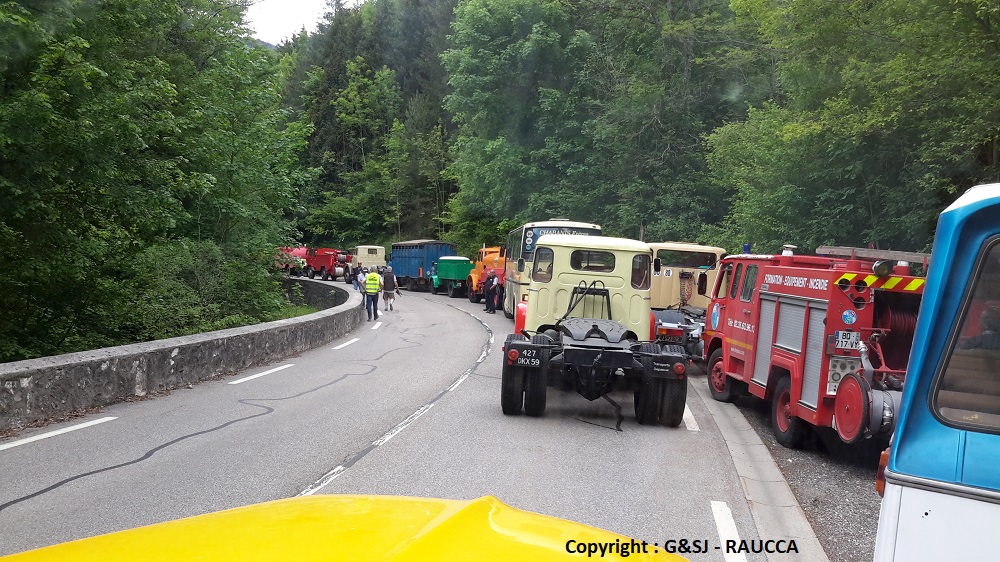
(697, 272, 708, 295)
(653, 258, 662, 273)
(517, 258, 525, 272)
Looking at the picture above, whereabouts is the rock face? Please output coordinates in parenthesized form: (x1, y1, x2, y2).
(0, 279, 362, 432)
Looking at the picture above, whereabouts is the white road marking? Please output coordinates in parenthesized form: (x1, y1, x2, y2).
(371, 321, 382, 330)
(710, 501, 748, 562)
(683, 405, 700, 431)
(332, 338, 360, 350)
(298, 403, 435, 496)
(228, 364, 294, 385)
(447, 372, 470, 392)
(0, 417, 117, 452)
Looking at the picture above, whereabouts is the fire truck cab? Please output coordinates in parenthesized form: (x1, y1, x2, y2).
(701, 246, 927, 447)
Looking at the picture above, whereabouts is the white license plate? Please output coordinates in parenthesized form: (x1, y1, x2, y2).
(516, 357, 540, 367)
(835, 331, 860, 349)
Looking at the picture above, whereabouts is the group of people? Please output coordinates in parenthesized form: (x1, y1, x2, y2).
(354, 265, 399, 322)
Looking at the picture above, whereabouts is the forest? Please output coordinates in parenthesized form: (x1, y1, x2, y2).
(2, 0, 998, 361)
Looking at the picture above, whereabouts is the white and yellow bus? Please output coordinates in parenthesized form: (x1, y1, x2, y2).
(502, 219, 601, 318)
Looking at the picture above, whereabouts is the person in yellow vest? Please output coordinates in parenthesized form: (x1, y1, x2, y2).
(364, 268, 383, 322)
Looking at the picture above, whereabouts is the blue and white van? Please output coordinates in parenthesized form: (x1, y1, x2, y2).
(874, 183, 1000, 560)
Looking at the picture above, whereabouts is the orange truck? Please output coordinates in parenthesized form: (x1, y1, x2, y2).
(467, 246, 506, 304)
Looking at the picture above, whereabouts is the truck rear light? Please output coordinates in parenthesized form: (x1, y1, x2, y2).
(657, 326, 684, 337)
(674, 362, 686, 376)
(507, 349, 519, 364)
(876, 447, 890, 496)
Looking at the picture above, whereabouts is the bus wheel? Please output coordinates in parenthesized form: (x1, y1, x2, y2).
(503, 291, 515, 319)
(771, 375, 807, 448)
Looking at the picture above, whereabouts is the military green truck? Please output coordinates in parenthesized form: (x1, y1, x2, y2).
(431, 256, 476, 298)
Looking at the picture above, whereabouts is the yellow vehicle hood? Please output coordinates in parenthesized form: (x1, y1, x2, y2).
(4, 495, 684, 561)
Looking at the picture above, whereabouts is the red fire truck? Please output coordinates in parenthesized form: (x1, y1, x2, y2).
(701, 246, 929, 448)
(302, 247, 351, 281)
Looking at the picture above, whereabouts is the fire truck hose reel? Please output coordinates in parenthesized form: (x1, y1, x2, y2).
(834, 372, 872, 444)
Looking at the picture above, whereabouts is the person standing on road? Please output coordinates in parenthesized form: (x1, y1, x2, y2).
(483, 271, 498, 314)
(364, 268, 383, 321)
(382, 266, 400, 312)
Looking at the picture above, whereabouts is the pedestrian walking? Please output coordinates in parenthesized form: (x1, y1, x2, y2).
(364, 268, 383, 321)
(352, 266, 361, 291)
(382, 266, 400, 311)
(483, 271, 498, 314)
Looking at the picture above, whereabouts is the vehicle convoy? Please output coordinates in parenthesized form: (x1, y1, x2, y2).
(343, 245, 386, 283)
(6, 495, 681, 561)
(302, 247, 351, 281)
(501, 235, 689, 427)
(431, 256, 475, 298)
(701, 244, 928, 448)
(648, 242, 727, 360)
(467, 246, 506, 304)
(872, 184, 1000, 561)
(389, 240, 456, 291)
(503, 220, 602, 319)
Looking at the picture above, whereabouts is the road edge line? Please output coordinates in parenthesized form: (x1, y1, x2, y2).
(693, 381, 831, 562)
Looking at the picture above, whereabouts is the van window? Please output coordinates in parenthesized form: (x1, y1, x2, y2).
(631, 254, 651, 290)
(740, 265, 758, 302)
(367, 248, 378, 255)
(729, 263, 744, 300)
(570, 250, 615, 272)
(934, 237, 1000, 432)
(656, 249, 718, 269)
(533, 247, 555, 282)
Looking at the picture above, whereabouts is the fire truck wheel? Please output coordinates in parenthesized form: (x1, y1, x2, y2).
(307, 268, 316, 279)
(660, 378, 687, 428)
(708, 349, 736, 403)
(469, 286, 482, 303)
(501, 334, 527, 415)
(771, 376, 807, 448)
(322, 270, 329, 281)
(636, 355, 662, 425)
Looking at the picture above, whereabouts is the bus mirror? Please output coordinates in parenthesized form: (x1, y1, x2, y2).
(697, 272, 708, 295)
(517, 258, 525, 272)
(653, 258, 662, 273)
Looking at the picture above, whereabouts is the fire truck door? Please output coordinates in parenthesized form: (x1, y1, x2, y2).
(725, 264, 760, 379)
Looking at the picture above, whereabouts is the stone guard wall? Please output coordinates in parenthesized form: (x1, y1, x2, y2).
(0, 279, 362, 432)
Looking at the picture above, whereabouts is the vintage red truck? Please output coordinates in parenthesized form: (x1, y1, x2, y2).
(302, 247, 351, 281)
(701, 245, 929, 448)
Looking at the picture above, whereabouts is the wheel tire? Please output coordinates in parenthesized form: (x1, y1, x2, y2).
(469, 288, 482, 303)
(708, 348, 736, 403)
(503, 287, 515, 319)
(431, 283, 440, 295)
(307, 268, 316, 279)
(448, 282, 460, 298)
(408, 279, 417, 292)
(501, 334, 527, 415)
(771, 375, 807, 448)
(660, 379, 687, 428)
(524, 335, 550, 417)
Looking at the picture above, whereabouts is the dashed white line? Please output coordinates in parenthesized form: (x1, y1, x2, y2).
(683, 405, 700, 431)
(711, 501, 748, 562)
(332, 338, 360, 350)
(0, 416, 117, 452)
(371, 321, 383, 330)
(228, 364, 294, 385)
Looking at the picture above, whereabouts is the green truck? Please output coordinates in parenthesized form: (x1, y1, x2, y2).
(431, 256, 476, 298)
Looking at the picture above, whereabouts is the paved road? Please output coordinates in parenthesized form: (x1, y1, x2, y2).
(0, 283, 821, 560)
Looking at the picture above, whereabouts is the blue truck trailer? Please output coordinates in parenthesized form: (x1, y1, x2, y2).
(389, 240, 456, 291)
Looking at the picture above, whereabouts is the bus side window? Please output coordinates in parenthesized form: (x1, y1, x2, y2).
(935, 237, 1000, 430)
(729, 263, 744, 300)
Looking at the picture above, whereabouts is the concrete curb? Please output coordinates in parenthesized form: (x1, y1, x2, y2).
(0, 279, 363, 433)
(692, 381, 831, 562)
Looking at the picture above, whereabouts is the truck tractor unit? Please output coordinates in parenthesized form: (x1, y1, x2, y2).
(431, 256, 476, 298)
(343, 245, 386, 283)
(389, 240, 456, 291)
(303, 247, 351, 281)
(649, 242, 727, 361)
(467, 246, 506, 304)
(501, 235, 689, 427)
(702, 245, 928, 448)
